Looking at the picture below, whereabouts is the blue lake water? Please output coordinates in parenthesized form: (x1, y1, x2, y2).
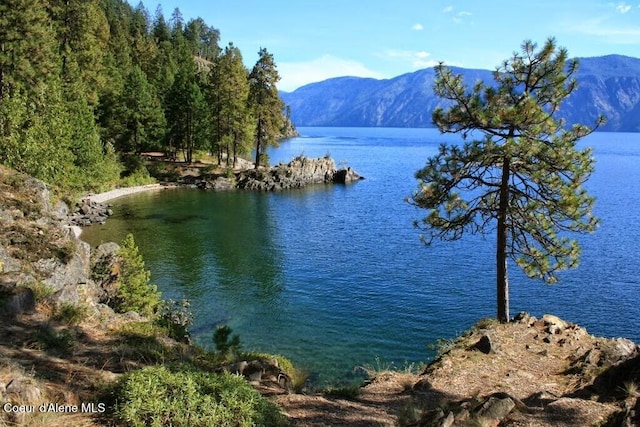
(82, 127, 640, 384)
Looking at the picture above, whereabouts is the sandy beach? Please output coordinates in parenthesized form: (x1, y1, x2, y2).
(86, 183, 180, 204)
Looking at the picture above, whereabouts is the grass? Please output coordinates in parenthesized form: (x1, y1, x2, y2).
(621, 381, 639, 398)
(54, 302, 88, 326)
(27, 282, 54, 302)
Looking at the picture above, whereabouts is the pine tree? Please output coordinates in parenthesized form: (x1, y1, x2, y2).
(0, 0, 58, 101)
(248, 48, 284, 168)
(165, 64, 207, 163)
(411, 39, 605, 322)
(115, 233, 161, 317)
(116, 65, 166, 153)
(207, 43, 252, 167)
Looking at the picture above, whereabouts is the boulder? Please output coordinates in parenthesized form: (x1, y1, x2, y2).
(40, 241, 91, 292)
(474, 395, 516, 425)
(473, 334, 495, 354)
(216, 358, 291, 392)
(333, 167, 362, 183)
(6, 378, 42, 405)
(541, 314, 569, 333)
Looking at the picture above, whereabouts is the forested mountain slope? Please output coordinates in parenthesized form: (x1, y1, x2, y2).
(281, 55, 640, 132)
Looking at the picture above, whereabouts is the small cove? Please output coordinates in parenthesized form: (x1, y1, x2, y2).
(82, 127, 640, 384)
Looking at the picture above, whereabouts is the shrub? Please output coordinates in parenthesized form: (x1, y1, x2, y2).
(213, 325, 242, 363)
(54, 302, 88, 325)
(157, 299, 194, 343)
(112, 366, 288, 427)
(119, 155, 156, 187)
(28, 282, 54, 302)
(113, 234, 161, 317)
(32, 325, 76, 354)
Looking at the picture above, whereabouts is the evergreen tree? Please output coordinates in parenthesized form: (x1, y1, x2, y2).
(248, 48, 284, 168)
(116, 65, 166, 153)
(165, 65, 207, 163)
(411, 39, 605, 322)
(0, 0, 58, 101)
(115, 233, 161, 317)
(49, 0, 110, 107)
(152, 5, 171, 43)
(207, 43, 252, 167)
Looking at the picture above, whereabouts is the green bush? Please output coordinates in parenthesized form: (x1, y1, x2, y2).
(113, 234, 161, 317)
(54, 302, 88, 325)
(213, 325, 241, 362)
(32, 325, 77, 354)
(112, 366, 288, 427)
(157, 299, 194, 343)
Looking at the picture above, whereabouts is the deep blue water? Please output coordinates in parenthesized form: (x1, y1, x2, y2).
(82, 127, 640, 384)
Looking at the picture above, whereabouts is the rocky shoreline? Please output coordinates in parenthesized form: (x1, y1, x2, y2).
(3, 164, 637, 426)
(71, 156, 362, 225)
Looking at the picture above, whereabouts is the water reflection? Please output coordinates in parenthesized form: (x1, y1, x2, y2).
(81, 189, 286, 336)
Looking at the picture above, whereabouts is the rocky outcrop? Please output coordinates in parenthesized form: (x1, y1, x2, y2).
(0, 167, 120, 316)
(68, 198, 113, 226)
(411, 312, 640, 427)
(236, 156, 362, 191)
(217, 358, 292, 392)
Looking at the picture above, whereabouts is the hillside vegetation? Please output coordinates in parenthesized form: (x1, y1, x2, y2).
(0, 0, 293, 196)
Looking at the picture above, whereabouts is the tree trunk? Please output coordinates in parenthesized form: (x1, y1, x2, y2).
(254, 117, 262, 169)
(497, 155, 510, 322)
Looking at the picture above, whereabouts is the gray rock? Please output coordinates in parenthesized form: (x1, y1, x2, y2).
(541, 314, 568, 332)
(0, 245, 23, 273)
(52, 286, 80, 305)
(6, 378, 42, 405)
(42, 241, 90, 292)
(441, 411, 455, 427)
(236, 156, 362, 191)
(475, 396, 516, 423)
(474, 334, 494, 354)
(1, 287, 35, 317)
(245, 360, 264, 382)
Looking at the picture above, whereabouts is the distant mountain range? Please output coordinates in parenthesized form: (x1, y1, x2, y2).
(280, 55, 640, 132)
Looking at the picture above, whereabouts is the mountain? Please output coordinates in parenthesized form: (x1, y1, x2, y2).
(280, 55, 640, 132)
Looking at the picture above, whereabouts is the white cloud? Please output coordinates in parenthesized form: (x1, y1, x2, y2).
(571, 18, 640, 43)
(412, 23, 424, 30)
(377, 50, 435, 69)
(452, 10, 473, 24)
(616, 2, 632, 13)
(442, 5, 454, 13)
(278, 55, 385, 92)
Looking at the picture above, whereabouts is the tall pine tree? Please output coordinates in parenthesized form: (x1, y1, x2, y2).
(248, 48, 284, 169)
(411, 39, 605, 322)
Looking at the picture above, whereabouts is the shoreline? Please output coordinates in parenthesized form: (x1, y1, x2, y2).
(85, 183, 181, 204)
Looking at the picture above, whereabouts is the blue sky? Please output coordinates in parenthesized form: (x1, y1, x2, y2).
(140, 1, 640, 91)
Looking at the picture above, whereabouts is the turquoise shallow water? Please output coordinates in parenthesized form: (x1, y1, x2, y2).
(82, 127, 640, 384)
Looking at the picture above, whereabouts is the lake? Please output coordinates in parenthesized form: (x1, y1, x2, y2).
(82, 127, 640, 384)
